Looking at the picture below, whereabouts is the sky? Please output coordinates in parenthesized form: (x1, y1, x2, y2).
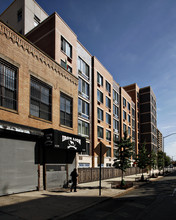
(1, 0, 176, 159)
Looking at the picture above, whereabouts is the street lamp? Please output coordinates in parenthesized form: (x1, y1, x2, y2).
(163, 133, 176, 175)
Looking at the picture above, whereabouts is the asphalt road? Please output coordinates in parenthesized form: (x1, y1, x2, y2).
(63, 171, 176, 220)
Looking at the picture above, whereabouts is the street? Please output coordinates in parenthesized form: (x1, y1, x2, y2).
(63, 171, 176, 220)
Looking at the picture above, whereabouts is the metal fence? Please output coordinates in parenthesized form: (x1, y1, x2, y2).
(78, 167, 142, 184)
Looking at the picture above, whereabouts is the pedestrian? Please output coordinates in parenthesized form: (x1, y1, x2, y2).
(70, 168, 78, 192)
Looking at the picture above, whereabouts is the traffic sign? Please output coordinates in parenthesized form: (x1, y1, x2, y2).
(94, 142, 108, 157)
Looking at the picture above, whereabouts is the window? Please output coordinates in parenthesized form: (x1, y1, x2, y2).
(106, 147, 111, 157)
(78, 120, 89, 137)
(78, 98, 89, 119)
(123, 124, 127, 133)
(127, 102, 130, 111)
(60, 92, 72, 127)
(61, 60, 72, 73)
(97, 107, 103, 121)
(132, 130, 135, 140)
(113, 90, 118, 103)
(79, 78, 89, 99)
(123, 110, 126, 120)
(132, 119, 135, 129)
(30, 76, 52, 121)
(79, 143, 90, 155)
(128, 114, 131, 123)
(113, 119, 119, 131)
(123, 98, 126, 107)
(17, 8, 22, 22)
(106, 81, 111, 93)
(0, 59, 17, 110)
(106, 113, 111, 125)
(97, 72, 103, 86)
(106, 130, 111, 141)
(113, 105, 118, 117)
(34, 15, 40, 27)
(97, 89, 103, 103)
(61, 36, 72, 58)
(78, 57, 89, 79)
(128, 127, 131, 136)
(97, 126, 103, 138)
(113, 134, 119, 143)
(106, 96, 111, 109)
(132, 108, 135, 117)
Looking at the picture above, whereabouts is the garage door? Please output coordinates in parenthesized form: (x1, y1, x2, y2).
(0, 138, 38, 196)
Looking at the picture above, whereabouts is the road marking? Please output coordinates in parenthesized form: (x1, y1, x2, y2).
(172, 188, 176, 196)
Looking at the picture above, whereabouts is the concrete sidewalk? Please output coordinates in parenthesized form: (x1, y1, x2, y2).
(0, 171, 168, 220)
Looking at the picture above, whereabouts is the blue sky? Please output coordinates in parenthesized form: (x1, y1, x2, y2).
(1, 0, 176, 159)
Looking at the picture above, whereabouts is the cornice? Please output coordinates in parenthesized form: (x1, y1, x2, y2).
(0, 21, 78, 86)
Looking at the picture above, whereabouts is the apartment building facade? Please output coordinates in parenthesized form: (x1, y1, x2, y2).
(140, 86, 157, 153)
(123, 83, 140, 155)
(157, 129, 163, 152)
(0, 0, 48, 35)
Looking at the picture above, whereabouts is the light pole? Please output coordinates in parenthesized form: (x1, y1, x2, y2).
(163, 133, 176, 175)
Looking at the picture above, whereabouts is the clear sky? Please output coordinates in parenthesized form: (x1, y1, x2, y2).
(1, 0, 176, 159)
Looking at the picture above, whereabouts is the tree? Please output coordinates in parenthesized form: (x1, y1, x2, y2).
(113, 132, 134, 186)
(135, 142, 149, 181)
(149, 150, 157, 176)
(157, 151, 164, 174)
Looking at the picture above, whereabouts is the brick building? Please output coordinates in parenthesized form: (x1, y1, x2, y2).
(0, 20, 86, 195)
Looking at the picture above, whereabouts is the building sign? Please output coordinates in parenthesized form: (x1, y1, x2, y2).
(43, 129, 86, 152)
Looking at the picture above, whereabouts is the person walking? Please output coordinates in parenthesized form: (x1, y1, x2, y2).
(70, 168, 78, 192)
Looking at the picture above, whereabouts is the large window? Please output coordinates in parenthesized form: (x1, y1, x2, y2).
(78, 120, 89, 137)
(30, 76, 52, 121)
(113, 105, 118, 117)
(78, 78, 89, 99)
(0, 59, 17, 110)
(106, 81, 111, 93)
(79, 143, 90, 155)
(106, 129, 111, 141)
(60, 92, 72, 127)
(113, 119, 119, 132)
(78, 57, 89, 79)
(106, 96, 111, 109)
(123, 110, 126, 120)
(127, 102, 131, 111)
(61, 59, 72, 73)
(61, 36, 72, 58)
(97, 89, 103, 103)
(97, 72, 103, 86)
(123, 97, 126, 107)
(106, 113, 111, 125)
(113, 90, 118, 103)
(97, 126, 103, 139)
(123, 124, 127, 133)
(97, 107, 103, 121)
(78, 98, 89, 119)
(106, 147, 111, 157)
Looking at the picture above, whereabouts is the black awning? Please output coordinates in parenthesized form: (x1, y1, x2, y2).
(43, 128, 86, 152)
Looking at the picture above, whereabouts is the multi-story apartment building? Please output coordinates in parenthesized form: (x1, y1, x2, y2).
(77, 41, 92, 168)
(0, 19, 86, 195)
(0, 0, 48, 35)
(123, 83, 140, 155)
(157, 129, 163, 152)
(140, 86, 157, 153)
(92, 56, 114, 167)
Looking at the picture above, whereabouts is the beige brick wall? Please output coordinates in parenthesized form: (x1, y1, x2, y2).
(0, 21, 78, 135)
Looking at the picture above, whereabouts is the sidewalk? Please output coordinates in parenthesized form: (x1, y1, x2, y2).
(0, 170, 170, 220)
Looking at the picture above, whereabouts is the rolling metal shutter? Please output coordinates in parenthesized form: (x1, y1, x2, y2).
(0, 138, 38, 196)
